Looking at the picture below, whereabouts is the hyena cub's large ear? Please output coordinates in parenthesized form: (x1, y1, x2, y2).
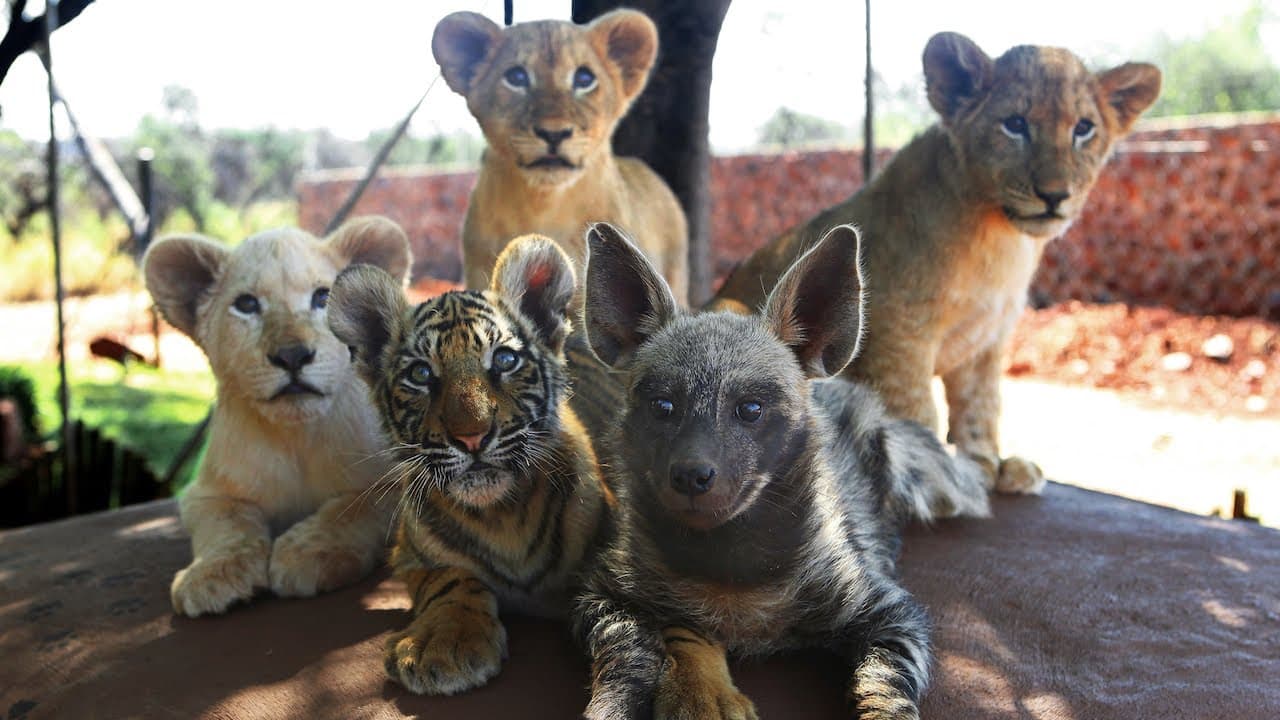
(328, 265, 409, 379)
(583, 222, 678, 368)
(1096, 62, 1162, 134)
(586, 9, 659, 102)
(142, 234, 230, 340)
(327, 215, 413, 283)
(764, 224, 865, 378)
(490, 235, 577, 354)
(923, 31, 994, 122)
(433, 11, 503, 96)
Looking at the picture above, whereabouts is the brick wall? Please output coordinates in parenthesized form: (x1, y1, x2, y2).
(297, 115, 1280, 319)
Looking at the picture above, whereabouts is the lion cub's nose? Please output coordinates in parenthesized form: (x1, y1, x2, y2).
(268, 344, 316, 373)
(1035, 187, 1070, 213)
(534, 126, 573, 152)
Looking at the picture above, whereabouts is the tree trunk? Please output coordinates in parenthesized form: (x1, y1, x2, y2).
(572, 0, 732, 305)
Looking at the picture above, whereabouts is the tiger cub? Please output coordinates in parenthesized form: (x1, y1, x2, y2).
(326, 235, 612, 695)
(572, 223, 990, 719)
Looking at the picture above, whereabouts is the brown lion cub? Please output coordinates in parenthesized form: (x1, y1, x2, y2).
(327, 236, 613, 695)
(143, 217, 411, 617)
(433, 9, 689, 303)
(574, 223, 990, 719)
(711, 33, 1161, 494)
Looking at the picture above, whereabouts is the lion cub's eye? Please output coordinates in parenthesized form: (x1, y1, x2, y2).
(503, 66, 530, 89)
(650, 397, 674, 419)
(232, 294, 261, 315)
(1001, 115, 1029, 138)
(407, 362, 434, 386)
(1073, 118, 1096, 142)
(572, 66, 596, 91)
(311, 287, 329, 310)
(735, 401, 763, 423)
(492, 347, 519, 373)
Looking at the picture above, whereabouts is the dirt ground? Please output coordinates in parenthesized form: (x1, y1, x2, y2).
(2, 292, 1276, 526)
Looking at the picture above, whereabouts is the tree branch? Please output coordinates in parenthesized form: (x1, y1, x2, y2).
(0, 0, 95, 88)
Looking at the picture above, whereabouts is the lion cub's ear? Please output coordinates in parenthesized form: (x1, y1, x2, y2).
(327, 216, 413, 283)
(491, 235, 576, 353)
(764, 225, 865, 379)
(328, 264, 408, 378)
(433, 11, 503, 96)
(923, 32, 994, 122)
(586, 9, 659, 102)
(143, 234, 230, 340)
(1096, 62, 1162, 134)
(583, 222, 678, 368)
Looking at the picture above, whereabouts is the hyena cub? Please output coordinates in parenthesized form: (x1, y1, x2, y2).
(327, 236, 613, 695)
(573, 223, 990, 719)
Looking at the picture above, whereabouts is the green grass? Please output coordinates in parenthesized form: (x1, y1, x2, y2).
(13, 359, 214, 491)
(0, 200, 298, 303)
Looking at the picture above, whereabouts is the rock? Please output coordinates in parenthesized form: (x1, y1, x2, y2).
(1201, 333, 1234, 362)
(1161, 351, 1193, 372)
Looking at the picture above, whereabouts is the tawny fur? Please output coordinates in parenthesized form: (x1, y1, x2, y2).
(711, 33, 1161, 495)
(142, 217, 412, 617)
(433, 9, 689, 303)
(327, 236, 613, 695)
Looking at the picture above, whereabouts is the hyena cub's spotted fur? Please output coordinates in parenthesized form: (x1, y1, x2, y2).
(327, 236, 612, 695)
(572, 223, 990, 719)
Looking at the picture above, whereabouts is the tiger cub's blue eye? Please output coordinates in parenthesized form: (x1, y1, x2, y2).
(1001, 115, 1029, 137)
(492, 347, 519, 372)
(408, 362, 434, 385)
(311, 287, 329, 310)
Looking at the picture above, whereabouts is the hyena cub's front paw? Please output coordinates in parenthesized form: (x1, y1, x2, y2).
(384, 611, 509, 695)
(654, 629, 758, 720)
(171, 547, 269, 617)
(994, 456, 1045, 495)
(268, 525, 372, 598)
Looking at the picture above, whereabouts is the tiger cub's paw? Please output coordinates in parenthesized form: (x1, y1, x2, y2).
(654, 629, 758, 720)
(384, 612, 509, 695)
(994, 456, 1046, 495)
(170, 547, 268, 617)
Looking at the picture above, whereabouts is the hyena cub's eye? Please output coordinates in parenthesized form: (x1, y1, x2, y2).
(492, 347, 519, 373)
(311, 287, 329, 310)
(232, 294, 261, 315)
(735, 401, 763, 423)
(407, 361, 434, 386)
(649, 397, 674, 419)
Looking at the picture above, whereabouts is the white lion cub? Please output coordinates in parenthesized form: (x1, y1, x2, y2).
(143, 217, 411, 617)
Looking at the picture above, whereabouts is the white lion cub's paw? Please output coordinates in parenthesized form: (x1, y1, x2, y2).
(269, 523, 371, 598)
(994, 456, 1046, 495)
(171, 547, 269, 617)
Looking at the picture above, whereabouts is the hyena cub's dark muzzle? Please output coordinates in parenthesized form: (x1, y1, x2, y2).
(655, 420, 746, 531)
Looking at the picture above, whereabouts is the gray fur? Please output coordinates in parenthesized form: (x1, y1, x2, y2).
(572, 222, 989, 719)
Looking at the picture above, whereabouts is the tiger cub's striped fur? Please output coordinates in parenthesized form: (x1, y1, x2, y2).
(327, 236, 613, 695)
(573, 223, 990, 719)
